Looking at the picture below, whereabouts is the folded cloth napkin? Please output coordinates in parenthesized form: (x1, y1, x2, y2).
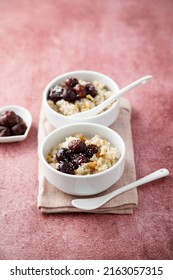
(37, 98, 138, 214)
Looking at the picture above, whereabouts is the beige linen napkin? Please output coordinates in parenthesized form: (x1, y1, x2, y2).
(37, 98, 138, 214)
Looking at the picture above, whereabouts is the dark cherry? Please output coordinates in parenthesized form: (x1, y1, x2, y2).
(0, 126, 11, 137)
(62, 88, 77, 102)
(74, 84, 87, 98)
(72, 154, 89, 167)
(68, 139, 87, 153)
(0, 111, 19, 127)
(48, 86, 63, 102)
(85, 144, 99, 158)
(68, 154, 79, 169)
(56, 148, 70, 162)
(58, 162, 75, 175)
(65, 77, 78, 88)
(85, 84, 97, 97)
(11, 121, 27, 135)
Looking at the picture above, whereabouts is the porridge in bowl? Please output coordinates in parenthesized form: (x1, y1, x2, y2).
(40, 122, 125, 195)
(47, 133, 120, 175)
(47, 77, 112, 116)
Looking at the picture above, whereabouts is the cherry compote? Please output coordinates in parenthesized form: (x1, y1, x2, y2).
(0, 111, 19, 127)
(68, 139, 87, 153)
(62, 88, 77, 102)
(48, 86, 63, 102)
(11, 122, 27, 135)
(65, 77, 78, 88)
(58, 162, 75, 175)
(0, 126, 11, 137)
(0, 111, 27, 137)
(48, 77, 97, 104)
(57, 139, 99, 174)
(85, 144, 99, 158)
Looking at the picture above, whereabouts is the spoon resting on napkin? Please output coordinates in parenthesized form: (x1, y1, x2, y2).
(72, 168, 169, 210)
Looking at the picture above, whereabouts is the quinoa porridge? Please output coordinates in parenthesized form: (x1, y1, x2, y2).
(47, 134, 120, 175)
(47, 77, 113, 116)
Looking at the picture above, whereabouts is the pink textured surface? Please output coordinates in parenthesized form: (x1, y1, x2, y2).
(0, 0, 173, 260)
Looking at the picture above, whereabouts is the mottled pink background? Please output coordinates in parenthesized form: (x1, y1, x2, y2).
(0, 0, 172, 259)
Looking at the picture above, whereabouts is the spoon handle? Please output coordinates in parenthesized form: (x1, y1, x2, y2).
(91, 76, 152, 114)
(71, 75, 152, 118)
(72, 168, 169, 210)
(115, 75, 152, 98)
(106, 168, 169, 201)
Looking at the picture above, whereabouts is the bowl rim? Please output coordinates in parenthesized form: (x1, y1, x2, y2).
(43, 70, 120, 120)
(40, 122, 126, 179)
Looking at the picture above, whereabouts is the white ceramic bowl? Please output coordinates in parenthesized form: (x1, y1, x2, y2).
(39, 123, 126, 196)
(43, 70, 120, 128)
(0, 105, 32, 143)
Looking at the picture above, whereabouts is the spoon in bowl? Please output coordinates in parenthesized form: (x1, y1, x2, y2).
(70, 75, 152, 118)
(71, 168, 169, 210)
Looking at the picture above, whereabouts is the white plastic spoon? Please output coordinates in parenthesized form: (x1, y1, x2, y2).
(70, 75, 152, 118)
(71, 168, 169, 210)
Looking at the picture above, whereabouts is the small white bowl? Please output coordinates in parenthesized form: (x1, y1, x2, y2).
(43, 70, 120, 128)
(39, 123, 125, 196)
(0, 105, 32, 143)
